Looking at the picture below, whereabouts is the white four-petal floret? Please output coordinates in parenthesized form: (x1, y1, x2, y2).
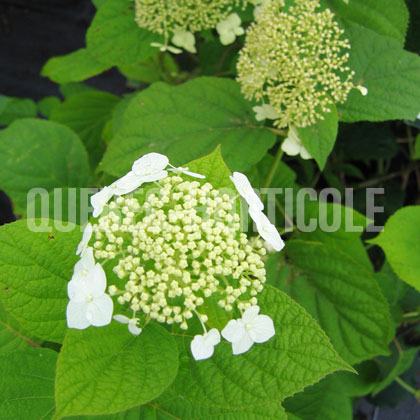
(113, 314, 143, 336)
(221, 306, 275, 355)
(190, 328, 221, 361)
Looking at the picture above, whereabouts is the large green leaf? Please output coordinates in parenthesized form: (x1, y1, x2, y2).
(0, 119, 90, 211)
(0, 95, 37, 125)
(326, 0, 409, 46)
(0, 220, 81, 343)
(297, 105, 338, 170)
(338, 25, 420, 122)
(51, 91, 120, 168)
(86, 0, 160, 67)
(0, 347, 58, 420)
(41, 49, 111, 84)
(284, 376, 352, 420)
(100, 77, 276, 177)
(280, 240, 391, 364)
(167, 286, 349, 414)
(370, 206, 420, 292)
(150, 387, 288, 420)
(54, 323, 179, 419)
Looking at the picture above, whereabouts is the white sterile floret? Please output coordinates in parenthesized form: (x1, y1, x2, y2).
(216, 13, 244, 45)
(150, 42, 182, 54)
(221, 306, 275, 354)
(281, 126, 312, 160)
(252, 104, 279, 121)
(67, 263, 113, 330)
(91, 187, 113, 218)
(76, 223, 93, 255)
(110, 171, 144, 196)
(113, 314, 143, 336)
(191, 328, 221, 360)
(172, 30, 197, 53)
(230, 172, 264, 212)
(249, 208, 284, 252)
(73, 247, 95, 277)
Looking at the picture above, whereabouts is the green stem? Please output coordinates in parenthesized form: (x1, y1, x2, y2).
(395, 377, 420, 398)
(264, 146, 284, 190)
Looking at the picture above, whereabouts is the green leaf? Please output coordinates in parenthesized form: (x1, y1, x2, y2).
(170, 285, 350, 412)
(38, 96, 61, 118)
(51, 91, 120, 168)
(0, 95, 37, 125)
(118, 53, 178, 84)
(282, 240, 391, 364)
(59, 82, 96, 99)
(86, 0, 160, 67)
(55, 322, 179, 418)
(326, 0, 409, 46)
(0, 118, 90, 211)
(0, 347, 58, 420)
(284, 376, 352, 420)
(0, 300, 34, 353)
(370, 206, 420, 292)
(0, 220, 81, 343)
(372, 346, 419, 396)
(151, 387, 288, 420)
(375, 261, 408, 307)
(297, 105, 338, 170)
(187, 146, 233, 190)
(41, 49, 111, 84)
(100, 77, 276, 177)
(338, 25, 420, 122)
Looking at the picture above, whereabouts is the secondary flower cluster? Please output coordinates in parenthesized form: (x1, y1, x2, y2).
(134, 0, 247, 53)
(237, 0, 355, 128)
(66, 152, 284, 361)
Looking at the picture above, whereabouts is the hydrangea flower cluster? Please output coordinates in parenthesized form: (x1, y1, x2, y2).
(134, 0, 247, 53)
(66, 153, 284, 361)
(237, 0, 355, 128)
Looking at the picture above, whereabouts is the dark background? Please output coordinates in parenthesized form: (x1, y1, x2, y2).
(1, 1, 420, 418)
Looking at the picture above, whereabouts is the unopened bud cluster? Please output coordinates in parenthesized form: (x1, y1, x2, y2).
(135, 0, 247, 39)
(92, 175, 266, 330)
(237, 0, 354, 128)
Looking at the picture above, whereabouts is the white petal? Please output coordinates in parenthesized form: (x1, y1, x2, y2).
(299, 145, 313, 160)
(220, 31, 236, 46)
(234, 27, 245, 36)
(253, 106, 265, 121)
(76, 223, 93, 255)
(204, 328, 221, 346)
(138, 170, 168, 183)
(66, 300, 90, 329)
(230, 172, 264, 212)
(221, 319, 246, 343)
(281, 136, 301, 156)
(249, 209, 285, 252)
(191, 335, 215, 360)
(172, 31, 196, 54)
(113, 314, 130, 324)
(86, 294, 114, 327)
(128, 322, 142, 336)
(242, 305, 260, 324)
(132, 153, 169, 176)
(232, 332, 254, 355)
(91, 187, 113, 218)
(249, 315, 275, 343)
(228, 13, 241, 27)
(111, 171, 144, 196)
(74, 247, 95, 276)
(85, 263, 107, 298)
(67, 277, 90, 302)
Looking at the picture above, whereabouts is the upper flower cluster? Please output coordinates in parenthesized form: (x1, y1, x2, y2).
(66, 152, 284, 361)
(134, 0, 247, 52)
(237, 0, 354, 128)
